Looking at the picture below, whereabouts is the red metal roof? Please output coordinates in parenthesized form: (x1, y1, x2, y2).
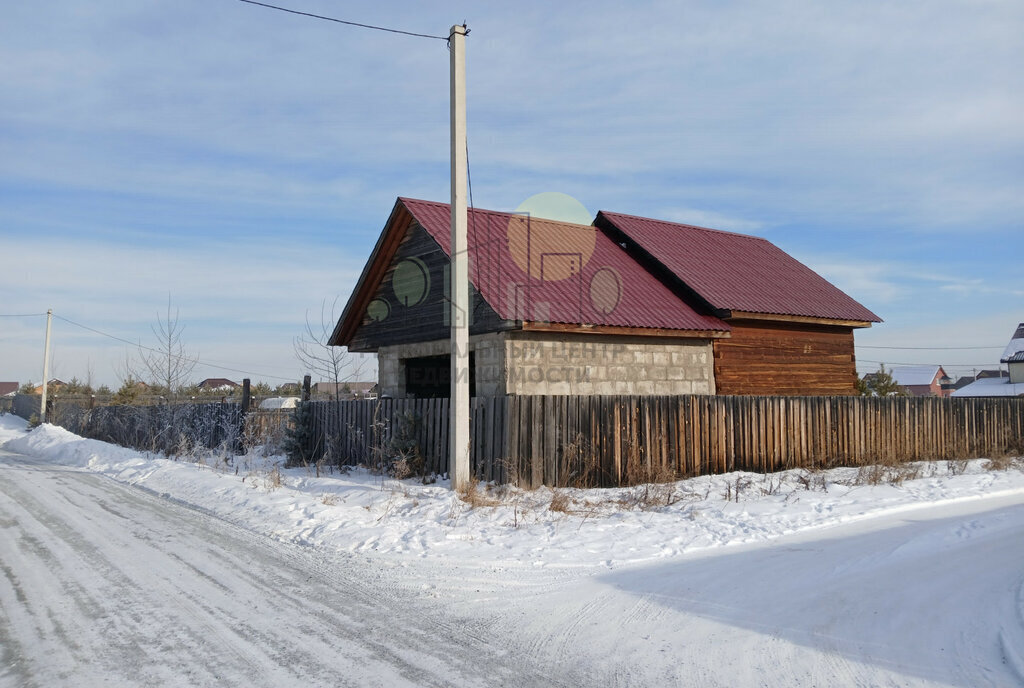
(399, 198, 728, 333)
(596, 211, 881, 323)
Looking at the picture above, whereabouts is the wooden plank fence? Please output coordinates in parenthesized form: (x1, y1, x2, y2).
(30, 394, 1024, 487)
(309, 395, 1024, 487)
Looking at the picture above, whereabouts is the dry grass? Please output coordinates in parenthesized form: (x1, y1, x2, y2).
(983, 455, 1022, 472)
(548, 489, 571, 513)
(946, 457, 971, 476)
(456, 478, 501, 508)
(264, 465, 283, 489)
(795, 467, 828, 492)
(557, 434, 603, 488)
(851, 456, 922, 486)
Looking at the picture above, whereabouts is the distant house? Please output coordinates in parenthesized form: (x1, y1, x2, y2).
(0, 382, 19, 397)
(313, 381, 377, 399)
(32, 379, 66, 395)
(954, 323, 1024, 397)
(329, 197, 879, 398)
(888, 365, 952, 397)
(197, 378, 239, 392)
(1003, 323, 1024, 384)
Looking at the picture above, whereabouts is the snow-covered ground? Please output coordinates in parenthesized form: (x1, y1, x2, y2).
(2, 413, 1023, 686)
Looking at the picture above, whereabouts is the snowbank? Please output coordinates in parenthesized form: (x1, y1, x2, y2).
(2, 415, 1023, 569)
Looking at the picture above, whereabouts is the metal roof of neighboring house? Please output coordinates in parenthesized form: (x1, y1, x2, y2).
(594, 211, 882, 323)
(889, 365, 946, 387)
(951, 377, 1024, 398)
(0, 382, 18, 397)
(1000, 323, 1024, 363)
(397, 198, 730, 334)
(197, 378, 238, 389)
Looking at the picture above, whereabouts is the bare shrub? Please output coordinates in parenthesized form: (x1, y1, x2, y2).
(721, 475, 752, 502)
(500, 455, 522, 488)
(796, 467, 828, 492)
(320, 493, 339, 506)
(946, 458, 970, 476)
(558, 434, 602, 488)
(549, 489, 571, 513)
(983, 455, 1018, 472)
(264, 465, 283, 490)
(852, 457, 921, 486)
(456, 478, 500, 508)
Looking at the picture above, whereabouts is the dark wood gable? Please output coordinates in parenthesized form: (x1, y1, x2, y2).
(347, 222, 514, 352)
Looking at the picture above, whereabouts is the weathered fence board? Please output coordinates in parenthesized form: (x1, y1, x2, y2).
(37, 393, 1024, 489)
(304, 395, 1024, 487)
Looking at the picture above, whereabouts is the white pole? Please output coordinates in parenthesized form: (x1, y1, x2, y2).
(40, 308, 53, 424)
(449, 24, 470, 490)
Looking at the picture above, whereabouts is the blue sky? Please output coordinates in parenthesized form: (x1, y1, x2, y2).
(1, 0, 1021, 387)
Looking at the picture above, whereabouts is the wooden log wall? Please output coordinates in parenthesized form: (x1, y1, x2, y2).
(713, 320, 859, 396)
(310, 395, 1024, 488)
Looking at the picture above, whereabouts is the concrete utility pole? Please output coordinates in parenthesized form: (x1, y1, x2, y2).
(40, 308, 53, 423)
(449, 24, 470, 490)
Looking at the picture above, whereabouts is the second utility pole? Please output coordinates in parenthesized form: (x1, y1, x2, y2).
(449, 24, 470, 490)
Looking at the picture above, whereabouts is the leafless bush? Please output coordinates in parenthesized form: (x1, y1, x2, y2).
(549, 489, 571, 513)
(721, 475, 753, 502)
(456, 477, 500, 508)
(852, 457, 921, 486)
(946, 457, 970, 476)
(557, 434, 603, 488)
(983, 455, 1022, 472)
(795, 468, 828, 492)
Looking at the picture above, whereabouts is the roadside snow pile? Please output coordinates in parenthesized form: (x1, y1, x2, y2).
(2, 415, 1023, 568)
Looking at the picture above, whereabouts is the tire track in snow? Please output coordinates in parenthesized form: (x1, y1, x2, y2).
(0, 454, 580, 687)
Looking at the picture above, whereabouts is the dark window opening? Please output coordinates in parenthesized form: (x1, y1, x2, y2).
(404, 354, 476, 398)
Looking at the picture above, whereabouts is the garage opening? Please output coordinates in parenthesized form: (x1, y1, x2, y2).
(404, 354, 476, 398)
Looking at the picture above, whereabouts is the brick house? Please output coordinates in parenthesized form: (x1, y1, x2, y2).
(888, 365, 953, 397)
(329, 198, 879, 398)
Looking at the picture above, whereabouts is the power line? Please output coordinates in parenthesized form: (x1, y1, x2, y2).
(859, 345, 1002, 351)
(235, 0, 451, 40)
(0, 313, 47, 318)
(52, 314, 300, 383)
(859, 359, 1000, 368)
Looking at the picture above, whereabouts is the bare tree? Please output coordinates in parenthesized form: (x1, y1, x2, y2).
(131, 296, 199, 399)
(294, 297, 368, 467)
(293, 296, 367, 401)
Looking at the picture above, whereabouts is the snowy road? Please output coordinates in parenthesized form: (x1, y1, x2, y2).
(0, 449, 572, 688)
(2, 444, 1023, 687)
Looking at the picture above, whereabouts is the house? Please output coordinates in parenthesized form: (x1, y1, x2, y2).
(1003, 323, 1024, 384)
(887, 365, 952, 397)
(952, 370, 1008, 391)
(313, 381, 377, 399)
(953, 323, 1024, 397)
(0, 382, 19, 397)
(32, 379, 66, 395)
(197, 378, 239, 392)
(593, 211, 881, 395)
(329, 197, 879, 398)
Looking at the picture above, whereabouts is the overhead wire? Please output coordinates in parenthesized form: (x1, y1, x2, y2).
(859, 345, 1003, 351)
(52, 314, 299, 383)
(234, 0, 451, 40)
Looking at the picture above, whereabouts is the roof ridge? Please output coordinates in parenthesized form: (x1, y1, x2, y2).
(597, 209, 771, 242)
(400, 197, 598, 230)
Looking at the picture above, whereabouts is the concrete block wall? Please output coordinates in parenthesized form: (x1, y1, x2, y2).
(377, 331, 716, 397)
(377, 333, 506, 398)
(503, 331, 715, 396)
